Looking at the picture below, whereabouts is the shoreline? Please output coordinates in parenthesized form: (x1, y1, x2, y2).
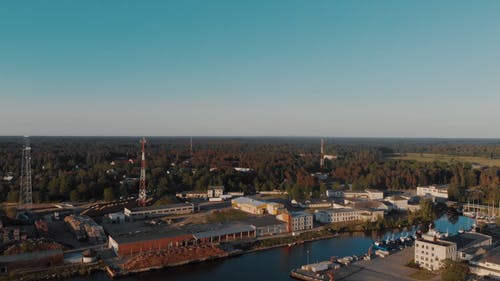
(4, 225, 420, 281)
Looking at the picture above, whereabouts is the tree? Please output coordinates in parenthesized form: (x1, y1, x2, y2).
(103, 187, 116, 202)
(419, 199, 435, 222)
(69, 190, 81, 202)
(441, 259, 469, 281)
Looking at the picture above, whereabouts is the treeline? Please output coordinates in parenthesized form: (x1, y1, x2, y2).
(0, 137, 498, 205)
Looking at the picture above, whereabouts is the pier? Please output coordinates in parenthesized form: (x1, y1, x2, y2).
(462, 202, 500, 217)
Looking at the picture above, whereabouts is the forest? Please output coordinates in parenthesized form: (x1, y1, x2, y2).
(0, 136, 499, 205)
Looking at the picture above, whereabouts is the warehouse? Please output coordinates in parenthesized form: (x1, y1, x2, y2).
(106, 221, 195, 256)
(0, 249, 64, 275)
(193, 225, 256, 243)
(124, 203, 195, 220)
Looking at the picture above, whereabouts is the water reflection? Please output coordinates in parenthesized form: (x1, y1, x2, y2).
(67, 215, 474, 281)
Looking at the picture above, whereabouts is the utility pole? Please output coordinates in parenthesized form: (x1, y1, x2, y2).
(19, 136, 33, 206)
(320, 138, 325, 169)
(138, 138, 147, 206)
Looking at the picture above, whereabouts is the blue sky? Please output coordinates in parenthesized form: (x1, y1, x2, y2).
(1, 0, 499, 137)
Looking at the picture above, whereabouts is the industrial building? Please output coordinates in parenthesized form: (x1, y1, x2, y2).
(193, 225, 256, 243)
(0, 249, 64, 275)
(106, 221, 194, 256)
(124, 203, 195, 220)
(242, 215, 288, 237)
(106, 220, 258, 257)
(64, 214, 106, 243)
(176, 191, 208, 200)
(231, 197, 284, 215)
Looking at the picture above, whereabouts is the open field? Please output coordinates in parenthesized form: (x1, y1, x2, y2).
(390, 153, 500, 167)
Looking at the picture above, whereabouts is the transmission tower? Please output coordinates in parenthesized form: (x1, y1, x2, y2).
(320, 138, 325, 169)
(138, 138, 147, 206)
(19, 136, 33, 205)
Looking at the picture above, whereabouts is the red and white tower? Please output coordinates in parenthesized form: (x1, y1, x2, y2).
(138, 137, 147, 206)
(320, 138, 325, 169)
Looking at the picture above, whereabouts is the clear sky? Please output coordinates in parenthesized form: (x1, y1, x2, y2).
(1, 0, 499, 137)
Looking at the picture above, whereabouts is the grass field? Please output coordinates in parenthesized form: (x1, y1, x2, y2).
(390, 153, 500, 167)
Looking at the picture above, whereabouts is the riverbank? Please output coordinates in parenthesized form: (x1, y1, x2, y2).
(3, 218, 443, 281)
(0, 261, 104, 281)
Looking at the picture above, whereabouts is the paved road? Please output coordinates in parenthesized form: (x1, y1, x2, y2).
(335, 247, 441, 281)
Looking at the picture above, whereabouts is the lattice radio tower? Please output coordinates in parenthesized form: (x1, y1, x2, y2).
(19, 136, 33, 205)
(138, 137, 147, 206)
(320, 138, 325, 169)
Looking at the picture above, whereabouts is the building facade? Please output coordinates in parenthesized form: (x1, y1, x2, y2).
(207, 186, 224, 198)
(231, 197, 284, 215)
(415, 235, 457, 271)
(124, 203, 194, 220)
(416, 185, 448, 201)
(314, 208, 383, 224)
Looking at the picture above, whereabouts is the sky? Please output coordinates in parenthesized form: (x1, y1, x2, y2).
(1, 0, 500, 138)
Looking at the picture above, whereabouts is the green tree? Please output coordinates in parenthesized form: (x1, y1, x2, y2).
(6, 190, 19, 203)
(103, 187, 116, 202)
(69, 190, 81, 202)
(441, 259, 469, 281)
(419, 199, 435, 222)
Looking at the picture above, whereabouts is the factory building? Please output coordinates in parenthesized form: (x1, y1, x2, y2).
(231, 197, 284, 215)
(106, 222, 195, 256)
(0, 249, 64, 275)
(124, 203, 195, 220)
(193, 225, 256, 243)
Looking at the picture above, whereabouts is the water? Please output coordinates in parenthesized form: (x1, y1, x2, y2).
(68, 215, 473, 281)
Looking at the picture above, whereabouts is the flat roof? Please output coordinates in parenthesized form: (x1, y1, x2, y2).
(443, 232, 491, 250)
(104, 221, 191, 244)
(193, 225, 255, 240)
(126, 203, 194, 213)
(0, 249, 63, 262)
(484, 245, 500, 264)
(417, 237, 455, 247)
(232, 197, 267, 208)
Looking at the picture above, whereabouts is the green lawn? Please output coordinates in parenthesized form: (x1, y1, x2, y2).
(390, 153, 500, 167)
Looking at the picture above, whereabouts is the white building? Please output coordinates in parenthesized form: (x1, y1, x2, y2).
(290, 212, 313, 232)
(207, 186, 224, 198)
(415, 234, 457, 271)
(176, 191, 208, 200)
(417, 185, 448, 202)
(277, 211, 313, 232)
(314, 208, 383, 224)
(231, 197, 284, 215)
(386, 195, 410, 210)
(365, 189, 384, 200)
(107, 212, 125, 224)
(415, 232, 493, 271)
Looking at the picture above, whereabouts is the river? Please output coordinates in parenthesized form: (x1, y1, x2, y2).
(68, 215, 474, 281)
